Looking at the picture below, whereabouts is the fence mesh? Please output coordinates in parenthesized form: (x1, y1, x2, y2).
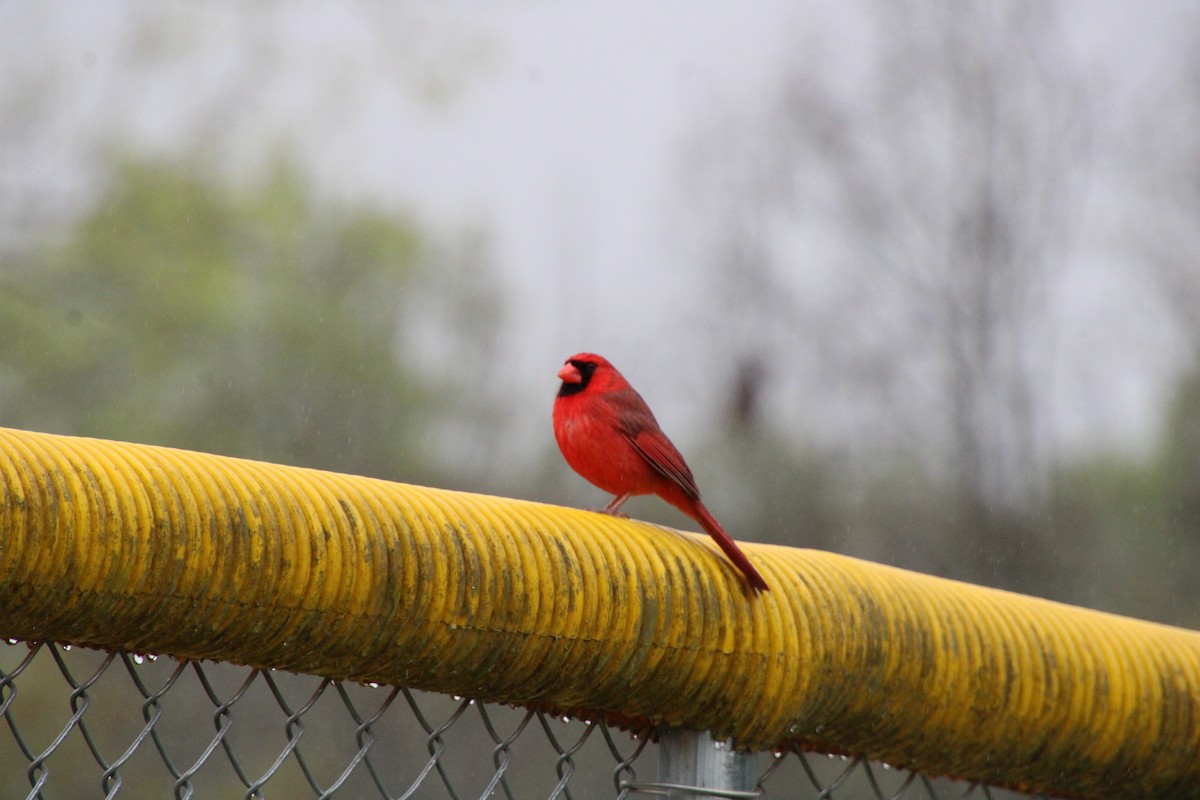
(0, 640, 1050, 800)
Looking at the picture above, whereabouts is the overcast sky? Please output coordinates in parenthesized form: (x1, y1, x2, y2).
(2, 0, 1195, 459)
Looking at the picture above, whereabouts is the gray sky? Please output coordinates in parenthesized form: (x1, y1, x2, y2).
(1, 0, 1193, 460)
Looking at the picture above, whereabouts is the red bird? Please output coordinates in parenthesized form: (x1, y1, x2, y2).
(553, 352, 770, 592)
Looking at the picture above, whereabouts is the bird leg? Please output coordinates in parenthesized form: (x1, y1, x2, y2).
(599, 492, 633, 518)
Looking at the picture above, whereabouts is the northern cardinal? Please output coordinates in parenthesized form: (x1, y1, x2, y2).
(553, 352, 770, 592)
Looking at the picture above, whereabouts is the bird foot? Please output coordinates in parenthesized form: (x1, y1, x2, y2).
(593, 508, 630, 519)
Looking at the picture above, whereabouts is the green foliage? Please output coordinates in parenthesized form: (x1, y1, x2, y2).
(1043, 365, 1200, 624)
(704, 425, 840, 551)
(1160, 366, 1200, 532)
(0, 159, 438, 479)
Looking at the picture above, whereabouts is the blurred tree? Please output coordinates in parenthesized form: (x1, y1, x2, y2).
(683, 1, 1093, 591)
(1138, 13, 1200, 361)
(708, 423, 840, 552)
(1044, 365, 1200, 628)
(1161, 366, 1200, 539)
(0, 158, 486, 482)
(1111, 14, 1200, 622)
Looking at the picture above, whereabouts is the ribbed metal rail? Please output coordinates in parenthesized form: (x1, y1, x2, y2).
(0, 427, 1195, 798)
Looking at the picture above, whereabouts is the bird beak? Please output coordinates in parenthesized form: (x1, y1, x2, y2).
(558, 363, 582, 384)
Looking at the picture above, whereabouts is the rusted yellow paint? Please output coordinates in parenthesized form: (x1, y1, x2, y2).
(0, 427, 1197, 798)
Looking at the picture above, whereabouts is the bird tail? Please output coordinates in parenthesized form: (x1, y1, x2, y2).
(691, 501, 770, 592)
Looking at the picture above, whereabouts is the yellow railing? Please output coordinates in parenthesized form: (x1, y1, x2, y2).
(0, 427, 1196, 799)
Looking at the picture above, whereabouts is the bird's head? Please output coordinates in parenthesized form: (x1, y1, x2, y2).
(557, 352, 621, 397)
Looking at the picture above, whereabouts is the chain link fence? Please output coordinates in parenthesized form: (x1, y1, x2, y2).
(0, 640, 1049, 800)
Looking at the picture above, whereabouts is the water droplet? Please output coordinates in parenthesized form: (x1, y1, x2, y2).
(452, 695, 463, 701)
(366, 682, 380, 689)
(5, 639, 18, 646)
(62, 644, 72, 651)
(133, 654, 145, 665)
(147, 654, 158, 662)
(560, 716, 570, 723)
(882, 763, 891, 770)
(773, 751, 784, 759)
(715, 740, 726, 750)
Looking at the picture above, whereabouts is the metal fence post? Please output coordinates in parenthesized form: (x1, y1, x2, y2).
(656, 728, 760, 799)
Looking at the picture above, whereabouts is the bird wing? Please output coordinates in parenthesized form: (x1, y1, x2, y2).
(627, 429, 701, 500)
(603, 384, 703, 500)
